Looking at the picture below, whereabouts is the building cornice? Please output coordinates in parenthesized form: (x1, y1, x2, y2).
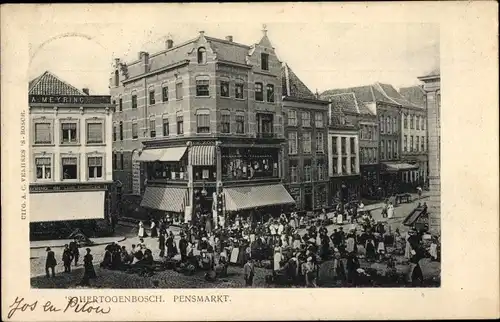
(122, 60, 190, 84)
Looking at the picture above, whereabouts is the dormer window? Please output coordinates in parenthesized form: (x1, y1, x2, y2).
(197, 47, 207, 64)
(261, 53, 269, 71)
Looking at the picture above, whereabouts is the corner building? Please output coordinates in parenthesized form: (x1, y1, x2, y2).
(110, 28, 295, 225)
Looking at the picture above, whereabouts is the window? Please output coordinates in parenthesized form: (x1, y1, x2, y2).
(132, 122, 138, 139)
(351, 156, 356, 174)
(196, 110, 210, 133)
(350, 137, 355, 154)
(315, 112, 324, 128)
(132, 94, 137, 109)
(392, 117, 397, 133)
(387, 140, 392, 160)
(255, 82, 263, 101)
(257, 113, 273, 135)
(317, 160, 325, 180)
(410, 135, 414, 151)
(288, 110, 297, 126)
(360, 125, 365, 140)
(176, 82, 183, 100)
(220, 81, 230, 97)
(114, 70, 119, 87)
(410, 115, 414, 129)
(302, 111, 311, 127)
(303, 132, 312, 154)
(236, 113, 245, 134)
(197, 47, 207, 64)
(177, 115, 184, 134)
(113, 125, 117, 142)
(379, 115, 384, 133)
(62, 157, 78, 180)
(119, 122, 124, 140)
(386, 116, 391, 134)
(162, 86, 168, 102)
(288, 132, 298, 154)
(421, 136, 425, 151)
(332, 136, 338, 155)
(304, 161, 311, 182)
(341, 157, 347, 174)
(394, 140, 398, 160)
(88, 156, 103, 179)
(149, 89, 155, 105)
(404, 135, 408, 152)
(266, 84, 275, 102)
(149, 118, 156, 137)
(404, 113, 408, 129)
(35, 157, 52, 180)
(87, 122, 103, 144)
(119, 98, 123, 111)
(113, 153, 118, 170)
(416, 116, 420, 130)
(422, 117, 426, 130)
(120, 153, 124, 170)
(34, 123, 52, 144)
(290, 161, 298, 183)
(196, 79, 209, 96)
(380, 141, 385, 160)
(341, 137, 346, 154)
(261, 53, 269, 71)
(235, 83, 244, 99)
(332, 157, 338, 174)
(61, 122, 78, 143)
(316, 132, 324, 153)
(416, 136, 420, 152)
(162, 117, 169, 136)
(221, 112, 230, 134)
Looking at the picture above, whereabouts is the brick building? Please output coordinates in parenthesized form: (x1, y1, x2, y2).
(110, 27, 296, 224)
(418, 68, 440, 235)
(321, 92, 378, 199)
(281, 63, 330, 211)
(29, 71, 115, 238)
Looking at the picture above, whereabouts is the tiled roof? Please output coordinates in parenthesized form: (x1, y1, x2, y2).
(376, 83, 422, 108)
(206, 37, 250, 65)
(322, 85, 376, 103)
(329, 93, 359, 114)
(329, 101, 356, 129)
(359, 102, 375, 115)
(399, 86, 426, 107)
(282, 63, 316, 100)
(29, 71, 86, 95)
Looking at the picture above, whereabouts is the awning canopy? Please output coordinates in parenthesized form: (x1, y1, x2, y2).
(30, 191, 105, 223)
(140, 186, 187, 213)
(189, 145, 215, 166)
(137, 147, 187, 162)
(223, 184, 296, 212)
(383, 162, 419, 172)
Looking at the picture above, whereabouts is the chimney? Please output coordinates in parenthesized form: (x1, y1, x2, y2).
(166, 38, 174, 49)
(225, 35, 233, 42)
(199, 30, 205, 36)
(82, 88, 90, 95)
(114, 58, 120, 67)
(139, 51, 150, 73)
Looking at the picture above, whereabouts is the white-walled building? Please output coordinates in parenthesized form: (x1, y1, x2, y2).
(29, 71, 115, 225)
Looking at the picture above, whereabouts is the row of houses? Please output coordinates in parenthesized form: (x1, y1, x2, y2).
(28, 27, 434, 228)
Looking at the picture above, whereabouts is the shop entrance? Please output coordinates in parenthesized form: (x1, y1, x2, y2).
(304, 193, 313, 211)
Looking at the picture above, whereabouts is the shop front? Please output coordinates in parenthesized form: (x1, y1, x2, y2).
(329, 175, 361, 205)
(360, 164, 380, 199)
(381, 162, 419, 194)
(221, 147, 280, 181)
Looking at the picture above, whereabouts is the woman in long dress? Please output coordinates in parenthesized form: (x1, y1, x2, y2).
(79, 248, 96, 286)
(387, 203, 394, 219)
(150, 220, 158, 238)
(138, 221, 145, 238)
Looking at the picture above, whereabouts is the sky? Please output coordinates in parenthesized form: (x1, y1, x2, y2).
(28, 4, 439, 95)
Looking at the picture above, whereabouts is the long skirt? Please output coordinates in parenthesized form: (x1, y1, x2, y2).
(151, 227, 158, 238)
(138, 227, 145, 237)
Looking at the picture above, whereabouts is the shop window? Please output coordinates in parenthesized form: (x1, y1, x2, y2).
(62, 157, 78, 180)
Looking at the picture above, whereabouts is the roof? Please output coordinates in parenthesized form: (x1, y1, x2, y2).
(359, 102, 375, 116)
(29, 71, 86, 95)
(206, 37, 250, 65)
(376, 83, 422, 108)
(329, 93, 359, 114)
(282, 63, 316, 100)
(322, 86, 375, 103)
(399, 85, 426, 107)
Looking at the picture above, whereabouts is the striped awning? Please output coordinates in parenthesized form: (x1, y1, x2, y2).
(137, 147, 187, 162)
(136, 149, 165, 162)
(189, 145, 215, 166)
(223, 184, 296, 212)
(140, 186, 187, 213)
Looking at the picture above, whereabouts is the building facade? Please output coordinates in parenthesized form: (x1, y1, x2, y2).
(28, 71, 115, 238)
(281, 63, 330, 212)
(110, 28, 295, 224)
(327, 103, 361, 203)
(418, 68, 440, 235)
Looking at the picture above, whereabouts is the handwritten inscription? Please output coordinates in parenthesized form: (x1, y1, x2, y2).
(7, 296, 111, 319)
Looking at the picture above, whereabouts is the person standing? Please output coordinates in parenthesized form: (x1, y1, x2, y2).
(138, 221, 145, 238)
(179, 233, 188, 262)
(303, 257, 318, 287)
(45, 247, 57, 278)
(150, 219, 158, 238)
(417, 186, 422, 199)
(387, 203, 394, 219)
(243, 258, 255, 287)
(158, 232, 166, 258)
(62, 244, 73, 273)
(79, 248, 97, 286)
(69, 239, 80, 266)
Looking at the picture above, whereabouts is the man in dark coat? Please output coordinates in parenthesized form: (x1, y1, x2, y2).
(158, 233, 166, 257)
(45, 247, 57, 277)
(62, 244, 73, 273)
(69, 239, 80, 266)
(179, 234, 188, 262)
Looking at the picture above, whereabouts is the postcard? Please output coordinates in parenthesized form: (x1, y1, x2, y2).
(1, 2, 498, 321)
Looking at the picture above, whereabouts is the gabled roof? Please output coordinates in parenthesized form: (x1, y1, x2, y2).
(329, 100, 356, 129)
(281, 63, 316, 100)
(329, 93, 359, 114)
(29, 71, 86, 96)
(206, 36, 250, 65)
(399, 85, 426, 108)
(375, 82, 422, 109)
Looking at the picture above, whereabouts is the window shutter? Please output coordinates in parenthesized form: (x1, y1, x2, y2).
(35, 123, 51, 143)
(87, 123, 103, 143)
